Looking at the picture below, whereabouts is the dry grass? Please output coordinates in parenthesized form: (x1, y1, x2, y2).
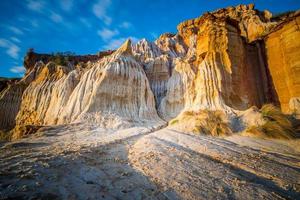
(0, 130, 12, 141)
(169, 119, 179, 125)
(11, 125, 43, 140)
(245, 104, 297, 140)
(170, 110, 232, 137)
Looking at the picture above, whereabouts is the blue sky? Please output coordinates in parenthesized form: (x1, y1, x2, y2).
(0, 0, 299, 77)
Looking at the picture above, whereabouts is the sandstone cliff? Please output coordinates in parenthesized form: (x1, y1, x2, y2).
(0, 4, 299, 138)
(265, 12, 300, 117)
(133, 4, 280, 120)
(9, 40, 162, 136)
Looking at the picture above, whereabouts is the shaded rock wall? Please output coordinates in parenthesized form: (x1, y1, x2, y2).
(0, 83, 27, 130)
(0, 77, 20, 93)
(15, 63, 80, 126)
(0, 71, 37, 130)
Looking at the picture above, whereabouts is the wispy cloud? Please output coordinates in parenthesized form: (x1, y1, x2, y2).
(92, 0, 112, 25)
(30, 20, 39, 28)
(50, 12, 63, 23)
(0, 39, 20, 59)
(10, 37, 21, 43)
(60, 0, 73, 12)
(26, 0, 63, 25)
(103, 36, 139, 50)
(10, 66, 26, 74)
(8, 26, 23, 35)
(97, 28, 118, 41)
(79, 17, 91, 28)
(119, 21, 132, 29)
(26, 0, 45, 12)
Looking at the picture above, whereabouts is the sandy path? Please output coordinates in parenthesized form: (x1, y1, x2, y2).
(0, 125, 300, 200)
(129, 128, 300, 200)
(0, 124, 169, 200)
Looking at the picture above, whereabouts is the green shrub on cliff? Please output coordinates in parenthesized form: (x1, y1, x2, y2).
(51, 52, 76, 66)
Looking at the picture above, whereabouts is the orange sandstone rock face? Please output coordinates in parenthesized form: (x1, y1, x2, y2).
(166, 4, 276, 116)
(177, 4, 275, 44)
(265, 13, 300, 116)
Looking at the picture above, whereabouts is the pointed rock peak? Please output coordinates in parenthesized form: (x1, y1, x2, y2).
(139, 38, 149, 43)
(138, 38, 155, 47)
(116, 39, 132, 56)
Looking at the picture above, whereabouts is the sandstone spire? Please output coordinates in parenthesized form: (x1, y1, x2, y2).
(115, 39, 133, 56)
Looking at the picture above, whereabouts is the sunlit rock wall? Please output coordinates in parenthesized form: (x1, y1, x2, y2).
(265, 13, 300, 117)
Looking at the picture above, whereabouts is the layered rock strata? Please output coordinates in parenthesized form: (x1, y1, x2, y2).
(265, 12, 300, 116)
(154, 4, 279, 119)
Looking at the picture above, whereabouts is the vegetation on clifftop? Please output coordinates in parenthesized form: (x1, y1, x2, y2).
(272, 10, 295, 19)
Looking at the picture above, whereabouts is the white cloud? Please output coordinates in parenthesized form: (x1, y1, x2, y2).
(79, 17, 91, 28)
(0, 39, 20, 59)
(26, 0, 65, 25)
(103, 38, 124, 49)
(103, 36, 139, 50)
(92, 0, 112, 25)
(60, 0, 73, 12)
(0, 39, 6, 47)
(119, 21, 132, 29)
(31, 20, 39, 28)
(10, 66, 26, 74)
(10, 37, 21, 43)
(50, 12, 63, 23)
(7, 45, 20, 59)
(8, 26, 23, 35)
(26, 0, 45, 12)
(97, 28, 118, 41)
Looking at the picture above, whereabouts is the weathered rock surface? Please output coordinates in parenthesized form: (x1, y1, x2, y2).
(156, 4, 279, 120)
(265, 13, 300, 117)
(0, 4, 299, 137)
(15, 61, 80, 127)
(0, 82, 26, 130)
(129, 128, 300, 200)
(1, 125, 299, 200)
(57, 40, 161, 128)
(0, 77, 20, 93)
(0, 73, 35, 130)
(12, 40, 162, 135)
